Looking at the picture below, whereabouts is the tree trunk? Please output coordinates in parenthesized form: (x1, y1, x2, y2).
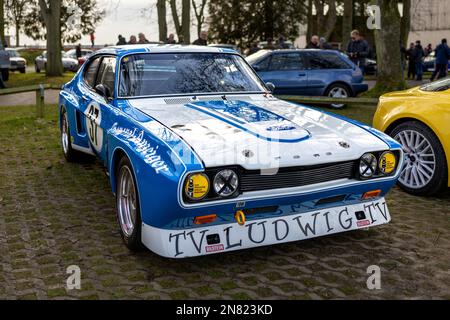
(322, 0, 336, 40)
(314, 0, 324, 35)
(157, 0, 167, 42)
(15, 20, 20, 47)
(192, 0, 207, 38)
(0, 0, 5, 46)
(306, 0, 313, 41)
(342, 0, 353, 45)
(181, 0, 190, 44)
(372, 0, 405, 91)
(264, 0, 274, 40)
(39, 0, 63, 76)
(400, 0, 411, 47)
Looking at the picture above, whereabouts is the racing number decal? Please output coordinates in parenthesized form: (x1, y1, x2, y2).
(85, 102, 103, 152)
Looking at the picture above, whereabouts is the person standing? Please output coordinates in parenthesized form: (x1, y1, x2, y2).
(90, 32, 95, 48)
(0, 42, 10, 87)
(166, 33, 176, 44)
(431, 38, 450, 81)
(248, 42, 260, 55)
(306, 35, 320, 49)
(138, 33, 150, 44)
(406, 42, 417, 80)
(319, 37, 333, 50)
(193, 31, 208, 46)
(75, 43, 82, 59)
(128, 35, 137, 45)
(414, 40, 425, 81)
(346, 30, 369, 74)
(116, 35, 127, 45)
(424, 43, 433, 56)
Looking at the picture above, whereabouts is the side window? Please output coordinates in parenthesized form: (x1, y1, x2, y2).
(96, 57, 117, 95)
(83, 57, 101, 87)
(254, 56, 271, 71)
(307, 52, 351, 69)
(269, 53, 304, 71)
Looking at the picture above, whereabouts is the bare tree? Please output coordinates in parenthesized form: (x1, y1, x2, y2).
(6, 0, 29, 47)
(192, 0, 207, 38)
(38, 0, 63, 76)
(169, 0, 190, 44)
(157, 0, 167, 42)
(322, 0, 336, 40)
(371, 0, 405, 91)
(342, 0, 353, 44)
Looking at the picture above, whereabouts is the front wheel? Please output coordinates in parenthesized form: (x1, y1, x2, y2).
(116, 156, 144, 251)
(325, 84, 350, 109)
(35, 63, 40, 73)
(390, 121, 448, 196)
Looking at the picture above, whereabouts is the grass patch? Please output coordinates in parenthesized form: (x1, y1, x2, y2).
(17, 48, 44, 66)
(6, 71, 74, 88)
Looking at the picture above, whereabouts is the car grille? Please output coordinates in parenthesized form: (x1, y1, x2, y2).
(240, 161, 356, 192)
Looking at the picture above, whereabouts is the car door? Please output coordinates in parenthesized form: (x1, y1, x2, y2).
(257, 52, 308, 95)
(304, 51, 353, 95)
(79, 55, 117, 164)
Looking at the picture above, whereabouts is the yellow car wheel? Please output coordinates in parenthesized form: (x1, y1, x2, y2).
(390, 121, 448, 196)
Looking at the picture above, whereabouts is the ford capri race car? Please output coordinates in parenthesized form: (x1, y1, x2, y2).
(59, 45, 403, 258)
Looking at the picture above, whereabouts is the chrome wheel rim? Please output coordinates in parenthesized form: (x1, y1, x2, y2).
(61, 112, 69, 155)
(394, 130, 436, 189)
(117, 166, 137, 237)
(328, 87, 348, 108)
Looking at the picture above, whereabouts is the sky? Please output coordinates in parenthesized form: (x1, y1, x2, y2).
(9, 0, 200, 46)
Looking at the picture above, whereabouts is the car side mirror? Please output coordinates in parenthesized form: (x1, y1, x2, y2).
(265, 82, 275, 93)
(95, 84, 112, 101)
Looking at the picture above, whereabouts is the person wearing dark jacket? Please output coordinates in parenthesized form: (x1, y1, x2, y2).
(193, 31, 208, 46)
(406, 42, 417, 79)
(414, 40, 425, 81)
(431, 39, 450, 81)
(346, 30, 369, 73)
(306, 35, 320, 49)
(116, 35, 127, 45)
(319, 37, 333, 50)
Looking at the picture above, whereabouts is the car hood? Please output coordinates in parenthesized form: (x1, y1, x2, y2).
(10, 57, 26, 63)
(124, 95, 388, 170)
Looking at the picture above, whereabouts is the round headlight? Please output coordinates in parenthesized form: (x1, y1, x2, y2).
(359, 153, 377, 178)
(213, 169, 239, 197)
(184, 173, 209, 200)
(379, 151, 396, 175)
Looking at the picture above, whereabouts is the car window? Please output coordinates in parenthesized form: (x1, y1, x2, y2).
(96, 57, 116, 94)
(420, 76, 450, 92)
(269, 53, 304, 71)
(306, 52, 351, 69)
(83, 57, 101, 87)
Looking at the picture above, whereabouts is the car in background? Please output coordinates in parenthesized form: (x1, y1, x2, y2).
(364, 58, 377, 75)
(6, 48, 26, 73)
(373, 77, 450, 196)
(423, 51, 450, 72)
(246, 49, 368, 108)
(35, 51, 79, 73)
(258, 41, 295, 49)
(208, 44, 239, 53)
(66, 48, 94, 68)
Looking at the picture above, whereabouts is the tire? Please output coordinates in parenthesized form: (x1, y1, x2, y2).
(35, 63, 40, 73)
(60, 106, 92, 163)
(19, 68, 25, 74)
(325, 83, 350, 109)
(116, 156, 144, 251)
(390, 121, 448, 196)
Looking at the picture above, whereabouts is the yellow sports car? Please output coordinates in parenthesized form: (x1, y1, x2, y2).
(373, 78, 450, 196)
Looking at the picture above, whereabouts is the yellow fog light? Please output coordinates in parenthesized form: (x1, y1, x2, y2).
(379, 151, 397, 174)
(185, 173, 210, 200)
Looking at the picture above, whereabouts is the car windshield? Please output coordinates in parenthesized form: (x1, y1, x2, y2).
(420, 76, 450, 92)
(118, 53, 265, 97)
(7, 50, 19, 57)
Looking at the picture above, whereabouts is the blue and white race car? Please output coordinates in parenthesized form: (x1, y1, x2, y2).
(59, 45, 403, 258)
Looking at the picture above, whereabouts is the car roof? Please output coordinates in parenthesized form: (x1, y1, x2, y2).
(93, 44, 237, 58)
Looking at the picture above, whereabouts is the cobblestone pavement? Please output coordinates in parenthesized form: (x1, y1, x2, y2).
(0, 105, 449, 300)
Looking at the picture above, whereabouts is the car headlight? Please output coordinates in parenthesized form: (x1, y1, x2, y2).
(184, 173, 210, 200)
(379, 151, 397, 175)
(359, 153, 377, 178)
(213, 169, 239, 197)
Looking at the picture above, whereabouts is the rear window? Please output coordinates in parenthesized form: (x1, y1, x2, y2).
(269, 53, 305, 71)
(306, 52, 351, 69)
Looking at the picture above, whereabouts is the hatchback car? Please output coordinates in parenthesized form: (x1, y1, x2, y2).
(246, 49, 368, 108)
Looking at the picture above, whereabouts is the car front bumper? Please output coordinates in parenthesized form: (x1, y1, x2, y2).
(141, 197, 391, 258)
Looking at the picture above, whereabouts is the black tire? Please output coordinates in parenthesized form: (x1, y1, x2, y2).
(115, 156, 144, 251)
(325, 83, 351, 109)
(390, 121, 448, 196)
(60, 106, 92, 163)
(19, 68, 25, 74)
(35, 63, 40, 73)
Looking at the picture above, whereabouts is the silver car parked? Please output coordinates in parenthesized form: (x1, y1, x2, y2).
(35, 51, 78, 73)
(6, 48, 27, 73)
